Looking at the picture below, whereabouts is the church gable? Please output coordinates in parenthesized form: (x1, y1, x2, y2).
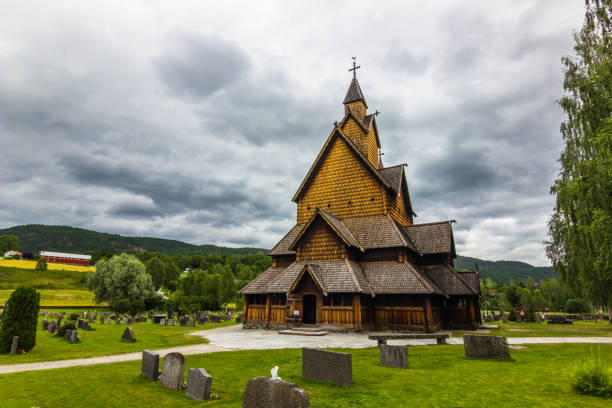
(294, 216, 348, 261)
(296, 133, 389, 223)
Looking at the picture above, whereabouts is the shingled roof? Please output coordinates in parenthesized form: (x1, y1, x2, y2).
(267, 224, 305, 256)
(269, 214, 445, 257)
(421, 265, 476, 296)
(245, 260, 372, 295)
(457, 271, 481, 295)
(404, 221, 455, 255)
(361, 261, 442, 294)
(377, 165, 404, 195)
(343, 76, 368, 108)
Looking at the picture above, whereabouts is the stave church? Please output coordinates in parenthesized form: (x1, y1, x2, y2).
(240, 64, 481, 332)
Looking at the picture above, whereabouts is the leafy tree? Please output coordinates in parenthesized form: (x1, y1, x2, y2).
(86, 253, 154, 312)
(0, 234, 19, 255)
(220, 268, 236, 303)
(547, 1, 612, 319)
(146, 257, 166, 289)
(35, 257, 47, 271)
(0, 286, 40, 353)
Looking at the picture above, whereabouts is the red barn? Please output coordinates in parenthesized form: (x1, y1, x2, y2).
(39, 251, 91, 266)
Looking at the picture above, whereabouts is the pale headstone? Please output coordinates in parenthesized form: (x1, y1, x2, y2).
(464, 335, 510, 360)
(160, 352, 185, 391)
(70, 330, 79, 343)
(379, 344, 409, 368)
(168, 319, 175, 326)
(121, 327, 136, 343)
(141, 350, 160, 380)
(185, 368, 212, 400)
(159, 318, 166, 326)
(10, 336, 19, 354)
(243, 377, 309, 408)
(302, 348, 352, 386)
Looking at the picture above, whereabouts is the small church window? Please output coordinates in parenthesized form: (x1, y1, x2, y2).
(347, 200, 353, 206)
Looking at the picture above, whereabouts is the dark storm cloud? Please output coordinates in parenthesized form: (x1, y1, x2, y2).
(153, 33, 250, 99)
(108, 203, 164, 218)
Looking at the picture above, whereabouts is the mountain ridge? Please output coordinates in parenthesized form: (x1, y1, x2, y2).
(0, 224, 555, 283)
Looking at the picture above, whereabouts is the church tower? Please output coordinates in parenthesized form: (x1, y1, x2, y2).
(240, 61, 480, 333)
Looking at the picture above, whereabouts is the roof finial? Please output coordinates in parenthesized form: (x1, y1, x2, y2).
(348, 57, 361, 78)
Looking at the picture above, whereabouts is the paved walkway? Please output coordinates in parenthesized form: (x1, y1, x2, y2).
(2, 324, 611, 375)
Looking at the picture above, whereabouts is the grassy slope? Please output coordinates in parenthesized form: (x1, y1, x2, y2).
(0, 318, 236, 365)
(0, 265, 88, 290)
(452, 320, 612, 338)
(0, 289, 100, 307)
(1, 344, 611, 407)
(0, 259, 95, 272)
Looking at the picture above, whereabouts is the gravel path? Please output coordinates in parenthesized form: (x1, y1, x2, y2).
(2, 324, 611, 375)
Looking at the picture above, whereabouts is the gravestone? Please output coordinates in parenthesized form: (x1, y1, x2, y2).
(42, 320, 49, 330)
(547, 315, 572, 325)
(10, 336, 19, 354)
(78, 319, 84, 329)
(70, 330, 79, 343)
(179, 317, 187, 326)
(47, 321, 57, 334)
(64, 329, 73, 340)
(121, 327, 136, 343)
(106, 319, 112, 325)
(168, 319, 175, 326)
(100, 317, 105, 324)
(302, 348, 352, 386)
(141, 350, 160, 380)
(122, 318, 128, 324)
(235, 313, 243, 323)
(160, 352, 185, 391)
(159, 318, 166, 326)
(187, 320, 195, 327)
(243, 377, 310, 408)
(210, 315, 220, 323)
(379, 345, 409, 368)
(464, 335, 510, 360)
(185, 368, 212, 400)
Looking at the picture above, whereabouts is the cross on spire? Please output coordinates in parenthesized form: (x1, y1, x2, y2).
(348, 57, 361, 78)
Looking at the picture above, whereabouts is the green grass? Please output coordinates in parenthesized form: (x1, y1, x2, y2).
(0, 265, 88, 290)
(0, 289, 101, 307)
(0, 317, 237, 365)
(453, 320, 612, 338)
(1, 344, 611, 407)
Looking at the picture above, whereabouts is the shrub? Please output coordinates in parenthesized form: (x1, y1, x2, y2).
(571, 352, 611, 397)
(57, 322, 76, 338)
(68, 312, 80, 321)
(0, 286, 40, 353)
(35, 258, 48, 271)
(565, 298, 590, 314)
(111, 298, 145, 314)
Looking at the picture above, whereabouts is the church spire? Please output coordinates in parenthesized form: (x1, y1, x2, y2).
(343, 57, 368, 120)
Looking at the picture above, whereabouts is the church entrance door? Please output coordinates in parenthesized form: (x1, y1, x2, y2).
(303, 295, 317, 324)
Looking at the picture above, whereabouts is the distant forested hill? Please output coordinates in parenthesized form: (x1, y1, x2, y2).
(455, 255, 556, 284)
(1, 224, 556, 282)
(0, 224, 264, 256)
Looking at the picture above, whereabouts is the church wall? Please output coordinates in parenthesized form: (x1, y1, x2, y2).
(345, 101, 366, 120)
(341, 116, 368, 154)
(297, 137, 388, 223)
(388, 190, 411, 226)
(367, 126, 379, 168)
(295, 218, 348, 261)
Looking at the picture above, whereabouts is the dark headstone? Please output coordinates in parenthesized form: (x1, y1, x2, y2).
(121, 327, 136, 343)
(70, 330, 79, 343)
(141, 350, 160, 380)
(243, 377, 310, 408)
(547, 315, 573, 325)
(10, 336, 19, 354)
(379, 345, 409, 368)
(64, 329, 73, 340)
(42, 320, 49, 330)
(186, 368, 213, 400)
(302, 348, 352, 387)
(179, 317, 187, 326)
(210, 315, 221, 323)
(187, 320, 195, 327)
(464, 335, 510, 360)
(160, 352, 185, 391)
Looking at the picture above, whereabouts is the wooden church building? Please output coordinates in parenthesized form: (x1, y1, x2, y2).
(240, 66, 481, 332)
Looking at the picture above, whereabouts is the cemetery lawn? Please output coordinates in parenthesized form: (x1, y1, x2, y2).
(0, 289, 101, 307)
(2, 343, 611, 407)
(452, 320, 612, 338)
(0, 319, 237, 365)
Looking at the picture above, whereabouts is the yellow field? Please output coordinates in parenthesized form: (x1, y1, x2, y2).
(0, 259, 95, 272)
(0, 289, 104, 306)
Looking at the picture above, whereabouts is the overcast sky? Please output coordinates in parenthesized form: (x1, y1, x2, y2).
(1, 1, 586, 266)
